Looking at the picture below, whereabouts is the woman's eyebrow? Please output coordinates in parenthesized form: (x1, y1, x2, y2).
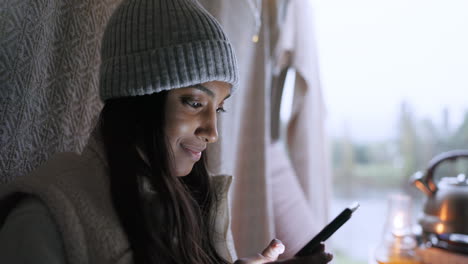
(193, 84, 231, 100)
(193, 84, 215, 98)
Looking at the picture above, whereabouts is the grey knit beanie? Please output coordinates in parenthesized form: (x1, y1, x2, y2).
(99, 0, 239, 101)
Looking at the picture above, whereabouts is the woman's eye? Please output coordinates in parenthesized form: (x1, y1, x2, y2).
(216, 107, 226, 113)
(190, 102, 203, 108)
(182, 98, 203, 109)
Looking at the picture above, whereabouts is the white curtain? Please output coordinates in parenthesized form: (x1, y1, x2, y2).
(201, 0, 332, 259)
(278, 0, 332, 233)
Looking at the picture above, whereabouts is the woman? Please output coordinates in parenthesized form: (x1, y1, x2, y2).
(0, 0, 333, 263)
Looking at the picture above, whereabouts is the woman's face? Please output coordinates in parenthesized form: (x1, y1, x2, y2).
(164, 81, 231, 176)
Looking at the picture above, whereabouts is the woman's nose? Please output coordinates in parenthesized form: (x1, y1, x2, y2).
(196, 111, 218, 143)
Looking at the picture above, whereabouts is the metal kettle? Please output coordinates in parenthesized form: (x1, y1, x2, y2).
(411, 150, 468, 236)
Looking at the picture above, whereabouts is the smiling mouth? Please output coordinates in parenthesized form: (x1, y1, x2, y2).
(181, 145, 203, 161)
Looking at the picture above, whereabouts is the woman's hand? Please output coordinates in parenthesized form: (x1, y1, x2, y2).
(272, 242, 333, 264)
(235, 239, 333, 264)
(234, 239, 285, 264)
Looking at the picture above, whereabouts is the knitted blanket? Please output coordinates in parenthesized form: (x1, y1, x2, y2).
(0, 0, 122, 182)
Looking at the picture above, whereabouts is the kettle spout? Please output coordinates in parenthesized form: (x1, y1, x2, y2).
(410, 171, 436, 196)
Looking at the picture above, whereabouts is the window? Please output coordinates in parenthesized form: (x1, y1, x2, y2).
(312, 0, 468, 263)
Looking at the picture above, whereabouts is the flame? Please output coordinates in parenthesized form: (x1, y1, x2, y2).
(435, 223, 444, 234)
(393, 212, 405, 230)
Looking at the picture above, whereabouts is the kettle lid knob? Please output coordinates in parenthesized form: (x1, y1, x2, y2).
(456, 173, 468, 185)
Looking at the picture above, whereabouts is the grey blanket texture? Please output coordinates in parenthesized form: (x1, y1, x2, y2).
(0, 0, 122, 182)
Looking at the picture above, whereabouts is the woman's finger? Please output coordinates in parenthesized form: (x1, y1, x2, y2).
(305, 251, 333, 263)
(314, 242, 325, 253)
(234, 239, 286, 264)
(261, 239, 285, 261)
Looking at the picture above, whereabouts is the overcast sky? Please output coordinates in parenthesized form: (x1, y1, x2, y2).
(311, 0, 468, 142)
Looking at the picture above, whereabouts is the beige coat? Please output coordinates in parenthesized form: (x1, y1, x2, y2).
(0, 134, 235, 264)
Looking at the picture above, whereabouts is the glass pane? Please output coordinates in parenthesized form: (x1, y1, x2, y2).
(311, 0, 468, 263)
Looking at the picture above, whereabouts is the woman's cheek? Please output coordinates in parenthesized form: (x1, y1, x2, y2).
(165, 115, 197, 146)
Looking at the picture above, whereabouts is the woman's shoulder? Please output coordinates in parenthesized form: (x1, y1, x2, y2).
(5, 195, 49, 216)
(0, 196, 66, 263)
(2, 141, 109, 199)
(1, 196, 58, 236)
(17, 132, 108, 185)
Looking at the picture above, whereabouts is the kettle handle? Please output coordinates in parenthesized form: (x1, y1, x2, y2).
(424, 149, 468, 194)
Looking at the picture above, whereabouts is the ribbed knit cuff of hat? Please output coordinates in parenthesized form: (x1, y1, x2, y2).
(100, 40, 238, 100)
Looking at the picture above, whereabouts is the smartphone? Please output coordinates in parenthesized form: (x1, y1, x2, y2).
(295, 202, 360, 257)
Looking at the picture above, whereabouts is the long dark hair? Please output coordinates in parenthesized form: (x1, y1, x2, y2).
(99, 91, 229, 264)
